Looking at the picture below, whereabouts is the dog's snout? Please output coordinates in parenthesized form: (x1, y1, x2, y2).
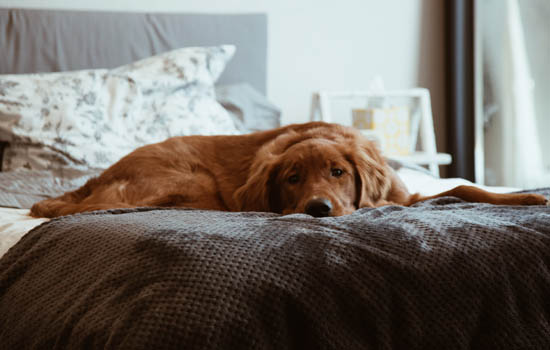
(305, 198, 333, 217)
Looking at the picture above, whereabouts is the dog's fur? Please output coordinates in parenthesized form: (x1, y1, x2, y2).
(30, 122, 548, 218)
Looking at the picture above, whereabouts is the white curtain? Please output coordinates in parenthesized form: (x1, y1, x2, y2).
(481, 0, 549, 188)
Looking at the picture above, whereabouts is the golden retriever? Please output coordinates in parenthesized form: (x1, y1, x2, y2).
(30, 122, 548, 218)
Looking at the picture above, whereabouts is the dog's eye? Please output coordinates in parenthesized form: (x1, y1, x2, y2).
(331, 168, 344, 177)
(288, 174, 300, 184)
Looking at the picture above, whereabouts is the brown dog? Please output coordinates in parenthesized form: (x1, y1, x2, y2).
(30, 122, 548, 218)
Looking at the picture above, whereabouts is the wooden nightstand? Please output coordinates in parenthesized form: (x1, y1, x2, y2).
(310, 88, 451, 177)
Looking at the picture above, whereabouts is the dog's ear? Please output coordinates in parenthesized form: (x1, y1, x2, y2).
(234, 159, 280, 213)
(347, 138, 392, 208)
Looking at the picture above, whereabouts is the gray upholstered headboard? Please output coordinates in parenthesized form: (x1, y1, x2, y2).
(0, 8, 267, 94)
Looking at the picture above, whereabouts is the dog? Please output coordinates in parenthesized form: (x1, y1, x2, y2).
(30, 122, 548, 218)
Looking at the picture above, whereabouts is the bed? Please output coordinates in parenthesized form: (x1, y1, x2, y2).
(1, 8, 550, 350)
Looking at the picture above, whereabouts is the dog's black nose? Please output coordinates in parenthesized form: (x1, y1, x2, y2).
(305, 198, 333, 217)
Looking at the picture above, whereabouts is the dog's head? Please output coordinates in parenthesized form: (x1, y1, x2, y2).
(234, 124, 392, 217)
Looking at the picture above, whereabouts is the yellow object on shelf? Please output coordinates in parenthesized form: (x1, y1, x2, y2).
(352, 106, 410, 156)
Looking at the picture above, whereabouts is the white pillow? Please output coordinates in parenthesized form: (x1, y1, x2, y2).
(0, 45, 238, 174)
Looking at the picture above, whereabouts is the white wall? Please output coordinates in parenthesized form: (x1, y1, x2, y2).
(0, 0, 447, 153)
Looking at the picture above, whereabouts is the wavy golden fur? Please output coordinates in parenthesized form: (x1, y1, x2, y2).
(31, 122, 548, 218)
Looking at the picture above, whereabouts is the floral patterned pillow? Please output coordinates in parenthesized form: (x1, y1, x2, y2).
(0, 45, 239, 175)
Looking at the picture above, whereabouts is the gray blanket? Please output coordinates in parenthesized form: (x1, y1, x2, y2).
(1, 190, 550, 349)
(0, 169, 100, 208)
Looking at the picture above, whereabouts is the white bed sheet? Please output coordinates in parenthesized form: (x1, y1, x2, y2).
(0, 207, 48, 258)
(0, 170, 519, 259)
(396, 168, 519, 196)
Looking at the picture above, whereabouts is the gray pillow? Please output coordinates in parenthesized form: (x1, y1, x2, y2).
(216, 83, 281, 132)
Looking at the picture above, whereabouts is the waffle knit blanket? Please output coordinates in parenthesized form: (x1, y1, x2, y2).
(1, 189, 550, 349)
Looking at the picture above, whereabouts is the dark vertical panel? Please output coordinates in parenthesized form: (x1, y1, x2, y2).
(446, 0, 475, 180)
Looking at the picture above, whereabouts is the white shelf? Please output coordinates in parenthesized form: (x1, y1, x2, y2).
(310, 88, 448, 177)
(387, 152, 452, 166)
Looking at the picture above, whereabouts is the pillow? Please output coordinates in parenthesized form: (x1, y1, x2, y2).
(0, 45, 238, 175)
(215, 83, 281, 132)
